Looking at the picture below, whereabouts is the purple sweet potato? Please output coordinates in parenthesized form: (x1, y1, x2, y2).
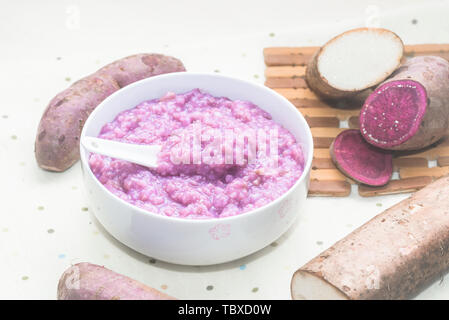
(360, 56, 449, 151)
(35, 54, 185, 172)
(57, 263, 176, 300)
(330, 129, 393, 186)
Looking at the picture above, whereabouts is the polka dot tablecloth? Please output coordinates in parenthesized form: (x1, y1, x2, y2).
(2, 0, 449, 299)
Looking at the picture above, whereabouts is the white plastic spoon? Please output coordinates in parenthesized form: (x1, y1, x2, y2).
(82, 136, 162, 168)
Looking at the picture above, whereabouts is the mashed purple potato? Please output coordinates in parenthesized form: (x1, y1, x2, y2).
(89, 89, 304, 219)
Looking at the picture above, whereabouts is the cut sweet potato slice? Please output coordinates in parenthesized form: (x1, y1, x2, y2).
(330, 129, 393, 186)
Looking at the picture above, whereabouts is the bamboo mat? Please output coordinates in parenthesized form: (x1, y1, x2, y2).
(264, 44, 449, 197)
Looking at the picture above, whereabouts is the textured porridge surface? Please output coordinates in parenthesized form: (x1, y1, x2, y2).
(89, 89, 304, 219)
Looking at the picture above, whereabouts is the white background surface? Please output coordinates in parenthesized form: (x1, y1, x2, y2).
(1, 0, 449, 300)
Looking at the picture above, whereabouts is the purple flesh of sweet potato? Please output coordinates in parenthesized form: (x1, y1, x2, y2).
(360, 80, 427, 148)
(330, 129, 393, 186)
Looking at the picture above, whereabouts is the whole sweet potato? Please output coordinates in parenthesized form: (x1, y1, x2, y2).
(35, 54, 185, 172)
(58, 262, 176, 300)
(292, 175, 449, 300)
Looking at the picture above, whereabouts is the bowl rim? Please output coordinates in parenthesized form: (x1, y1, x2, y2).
(80, 72, 314, 224)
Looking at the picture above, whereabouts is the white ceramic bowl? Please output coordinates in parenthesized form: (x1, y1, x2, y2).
(80, 72, 313, 265)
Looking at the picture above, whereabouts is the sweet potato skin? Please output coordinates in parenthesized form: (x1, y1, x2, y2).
(97, 54, 185, 88)
(292, 175, 449, 300)
(35, 54, 185, 172)
(35, 75, 120, 171)
(57, 263, 176, 300)
(364, 56, 449, 151)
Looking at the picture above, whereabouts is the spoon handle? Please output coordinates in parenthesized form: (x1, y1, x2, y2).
(81, 136, 161, 168)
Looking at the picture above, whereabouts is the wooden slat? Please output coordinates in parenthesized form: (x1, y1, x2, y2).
(264, 47, 318, 66)
(311, 127, 345, 147)
(310, 169, 354, 183)
(277, 88, 366, 108)
(265, 66, 306, 78)
(308, 180, 351, 197)
(265, 44, 449, 197)
(299, 108, 359, 120)
(438, 157, 449, 167)
(348, 116, 359, 129)
(313, 148, 331, 159)
(399, 167, 449, 179)
(358, 177, 433, 197)
(438, 136, 449, 146)
(275, 88, 319, 100)
(292, 100, 332, 108)
(393, 157, 428, 171)
(314, 137, 333, 148)
(405, 43, 449, 53)
(305, 116, 339, 128)
(265, 66, 307, 88)
(313, 153, 429, 171)
(264, 47, 319, 56)
(265, 78, 307, 89)
(264, 44, 449, 66)
(311, 127, 345, 138)
(412, 52, 449, 61)
(405, 44, 449, 60)
(396, 146, 449, 161)
(312, 158, 336, 169)
(274, 88, 331, 108)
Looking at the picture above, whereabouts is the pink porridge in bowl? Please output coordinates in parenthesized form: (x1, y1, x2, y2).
(89, 89, 305, 219)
